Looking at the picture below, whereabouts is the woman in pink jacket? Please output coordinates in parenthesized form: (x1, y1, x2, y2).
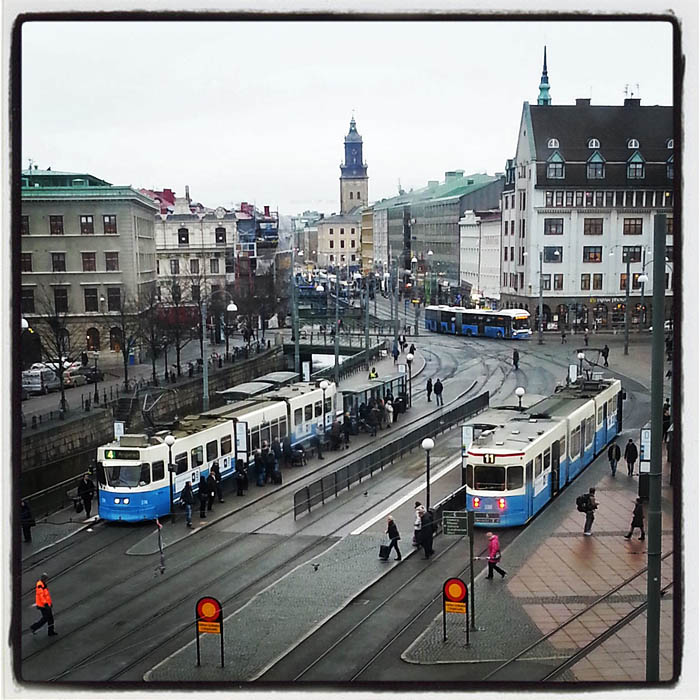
(486, 532, 507, 579)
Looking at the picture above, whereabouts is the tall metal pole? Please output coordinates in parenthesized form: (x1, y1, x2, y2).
(624, 256, 631, 355)
(646, 214, 666, 681)
(202, 299, 209, 411)
(364, 277, 370, 350)
(292, 263, 300, 376)
(538, 250, 544, 345)
(640, 247, 647, 330)
(334, 274, 340, 385)
(393, 257, 400, 343)
(425, 450, 431, 511)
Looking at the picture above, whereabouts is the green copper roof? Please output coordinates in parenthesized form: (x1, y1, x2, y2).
(22, 185, 158, 209)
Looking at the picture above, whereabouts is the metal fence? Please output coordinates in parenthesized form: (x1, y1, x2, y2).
(293, 390, 489, 518)
(310, 341, 388, 383)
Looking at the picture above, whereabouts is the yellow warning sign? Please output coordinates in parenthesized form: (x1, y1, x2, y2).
(444, 601, 466, 614)
(198, 621, 222, 635)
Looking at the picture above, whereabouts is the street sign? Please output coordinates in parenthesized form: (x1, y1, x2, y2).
(195, 596, 224, 667)
(442, 510, 469, 536)
(461, 425, 473, 457)
(442, 577, 469, 645)
(113, 421, 125, 440)
(639, 427, 651, 462)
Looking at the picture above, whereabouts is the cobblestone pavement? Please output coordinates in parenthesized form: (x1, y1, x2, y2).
(144, 533, 401, 681)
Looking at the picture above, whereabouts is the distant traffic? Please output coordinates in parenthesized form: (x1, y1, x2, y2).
(424, 306, 531, 340)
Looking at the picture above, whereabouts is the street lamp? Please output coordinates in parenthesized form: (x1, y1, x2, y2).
(577, 351, 585, 378)
(421, 437, 434, 511)
(334, 273, 340, 386)
(609, 247, 631, 355)
(224, 301, 238, 360)
(165, 434, 176, 518)
(638, 255, 672, 331)
(320, 379, 330, 436)
(406, 352, 414, 407)
(427, 250, 434, 305)
(515, 386, 525, 411)
(93, 351, 100, 405)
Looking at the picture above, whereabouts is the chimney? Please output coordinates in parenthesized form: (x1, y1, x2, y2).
(264, 205, 270, 216)
(624, 98, 641, 107)
(576, 98, 591, 106)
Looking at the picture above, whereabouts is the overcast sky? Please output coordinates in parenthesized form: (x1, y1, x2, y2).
(21, 19, 673, 215)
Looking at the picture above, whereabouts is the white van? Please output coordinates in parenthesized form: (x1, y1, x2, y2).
(22, 368, 61, 395)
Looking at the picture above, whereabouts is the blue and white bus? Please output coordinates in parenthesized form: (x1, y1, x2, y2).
(424, 306, 531, 339)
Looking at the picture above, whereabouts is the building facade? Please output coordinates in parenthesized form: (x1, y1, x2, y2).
(459, 209, 502, 306)
(500, 87, 674, 330)
(20, 168, 158, 354)
(360, 207, 374, 274)
(315, 213, 362, 272)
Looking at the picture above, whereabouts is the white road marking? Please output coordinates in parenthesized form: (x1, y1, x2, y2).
(350, 455, 462, 535)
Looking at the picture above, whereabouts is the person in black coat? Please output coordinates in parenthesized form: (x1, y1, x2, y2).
(662, 400, 671, 442)
(254, 449, 265, 486)
(180, 481, 194, 527)
(20, 500, 35, 543)
(624, 498, 645, 540)
(420, 509, 435, 558)
(512, 349, 520, 371)
(607, 441, 621, 477)
(385, 515, 402, 561)
(342, 412, 351, 448)
(263, 443, 276, 483)
(198, 475, 208, 518)
(426, 378, 433, 402)
(206, 473, 217, 511)
(433, 379, 444, 406)
(624, 439, 639, 476)
(272, 437, 283, 464)
(235, 459, 248, 496)
(210, 461, 224, 503)
(77, 473, 95, 519)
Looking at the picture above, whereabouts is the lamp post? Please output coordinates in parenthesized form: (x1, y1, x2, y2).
(364, 274, 370, 350)
(406, 352, 414, 407)
(608, 247, 631, 355)
(515, 386, 525, 412)
(577, 351, 585, 378)
(224, 301, 238, 360)
(538, 250, 544, 344)
(316, 284, 326, 346)
(638, 255, 672, 332)
(93, 351, 100, 405)
(165, 434, 176, 518)
(320, 379, 330, 436)
(334, 273, 340, 386)
(421, 437, 434, 511)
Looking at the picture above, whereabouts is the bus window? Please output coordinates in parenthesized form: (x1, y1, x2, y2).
(220, 435, 232, 456)
(535, 455, 542, 476)
(466, 463, 474, 488)
(294, 408, 302, 426)
(305, 404, 313, 421)
(314, 401, 322, 417)
(152, 460, 165, 481)
(206, 440, 218, 461)
(474, 465, 505, 490)
(175, 452, 188, 474)
(543, 449, 551, 471)
(507, 466, 524, 490)
(139, 463, 151, 485)
(191, 446, 204, 467)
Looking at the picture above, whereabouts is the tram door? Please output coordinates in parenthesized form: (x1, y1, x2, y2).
(580, 419, 586, 461)
(525, 460, 533, 520)
(602, 401, 608, 444)
(550, 439, 561, 497)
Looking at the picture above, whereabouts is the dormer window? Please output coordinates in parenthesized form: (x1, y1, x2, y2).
(586, 151, 606, 179)
(547, 138, 559, 149)
(627, 151, 645, 179)
(666, 138, 674, 149)
(546, 151, 565, 179)
(667, 155, 674, 180)
(627, 138, 640, 149)
(588, 138, 600, 149)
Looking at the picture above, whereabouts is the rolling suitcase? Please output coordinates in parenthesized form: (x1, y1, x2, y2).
(379, 543, 390, 560)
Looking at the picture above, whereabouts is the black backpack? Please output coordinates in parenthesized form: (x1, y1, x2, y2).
(576, 493, 590, 512)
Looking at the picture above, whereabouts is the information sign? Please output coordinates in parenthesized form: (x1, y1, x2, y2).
(195, 596, 224, 667)
(639, 428, 651, 462)
(442, 577, 469, 645)
(113, 421, 125, 440)
(442, 511, 469, 536)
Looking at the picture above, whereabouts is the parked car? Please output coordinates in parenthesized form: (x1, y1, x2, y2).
(63, 369, 88, 388)
(75, 366, 105, 383)
(31, 358, 82, 373)
(22, 368, 61, 395)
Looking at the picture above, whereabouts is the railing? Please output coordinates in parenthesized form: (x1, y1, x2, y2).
(293, 391, 489, 518)
(23, 470, 95, 519)
(311, 342, 387, 383)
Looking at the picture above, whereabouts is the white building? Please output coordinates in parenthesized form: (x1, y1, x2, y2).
(459, 209, 502, 306)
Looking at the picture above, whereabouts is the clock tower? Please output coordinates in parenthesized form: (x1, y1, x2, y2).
(339, 116, 369, 214)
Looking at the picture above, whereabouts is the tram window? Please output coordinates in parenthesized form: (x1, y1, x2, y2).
(260, 423, 271, 445)
(314, 401, 322, 417)
(175, 452, 188, 475)
(598, 407, 603, 424)
(570, 428, 580, 459)
(294, 408, 303, 426)
(526, 460, 533, 480)
(152, 460, 165, 481)
(559, 437, 566, 458)
(96, 461, 106, 486)
(507, 466, 524, 490)
(270, 421, 279, 441)
(543, 449, 551, 471)
(324, 397, 332, 414)
(474, 465, 505, 490)
(251, 429, 260, 451)
(279, 417, 288, 438)
(608, 398, 615, 415)
(535, 455, 542, 477)
(305, 404, 313, 421)
(220, 435, 232, 456)
(139, 463, 151, 485)
(191, 445, 204, 467)
(206, 440, 218, 461)
(466, 464, 474, 488)
(586, 417, 594, 446)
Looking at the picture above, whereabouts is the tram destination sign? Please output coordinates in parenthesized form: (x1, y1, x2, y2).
(442, 511, 470, 536)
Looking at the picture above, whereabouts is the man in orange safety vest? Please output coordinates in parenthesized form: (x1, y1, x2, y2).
(30, 573, 57, 637)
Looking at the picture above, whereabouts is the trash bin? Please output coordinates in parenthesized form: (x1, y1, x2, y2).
(129, 352, 135, 365)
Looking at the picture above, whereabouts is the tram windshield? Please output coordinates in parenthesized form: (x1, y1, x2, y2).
(104, 463, 150, 487)
(512, 316, 530, 330)
(473, 465, 505, 490)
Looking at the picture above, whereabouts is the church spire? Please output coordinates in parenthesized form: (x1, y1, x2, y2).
(537, 46, 552, 106)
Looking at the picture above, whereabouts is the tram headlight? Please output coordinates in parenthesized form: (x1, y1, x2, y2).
(472, 497, 481, 508)
(123, 498, 130, 504)
(114, 498, 121, 504)
(498, 498, 506, 509)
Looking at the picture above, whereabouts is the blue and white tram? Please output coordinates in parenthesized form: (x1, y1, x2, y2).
(464, 378, 623, 528)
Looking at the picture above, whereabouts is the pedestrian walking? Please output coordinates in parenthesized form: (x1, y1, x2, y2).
(413, 502, 425, 549)
(420, 508, 435, 558)
(384, 399, 394, 428)
(254, 449, 265, 486)
(624, 498, 646, 541)
(235, 459, 248, 496)
(602, 344, 610, 367)
(368, 404, 380, 437)
(263, 442, 276, 482)
(206, 472, 217, 511)
(20, 500, 35, 543)
(30, 574, 57, 637)
(561, 329, 567, 344)
(512, 349, 520, 371)
(485, 532, 507, 579)
(608, 441, 621, 477)
(368, 367, 378, 379)
(313, 433, 324, 460)
(400, 334, 407, 352)
(409, 343, 416, 355)
(426, 377, 433, 402)
(384, 515, 402, 560)
(662, 399, 671, 442)
(392, 346, 400, 364)
(584, 328, 589, 346)
(198, 475, 208, 518)
(77, 473, 95, 519)
(342, 412, 352, 448)
(580, 487, 598, 535)
(180, 480, 194, 528)
(434, 378, 444, 406)
(624, 439, 639, 476)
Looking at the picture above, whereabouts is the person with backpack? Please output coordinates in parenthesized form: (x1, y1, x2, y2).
(607, 441, 621, 477)
(624, 498, 645, 541)
(577, 487, 598, 536)
(179, 480, 194, 528)
(624, 439, 639, 476)
(512, 349, 520, 371)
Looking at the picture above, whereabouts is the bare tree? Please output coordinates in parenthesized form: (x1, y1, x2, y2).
(31, 287, 81, 413)
(137, 288, 166, 386)
(160, 277, 196, 376)
(103, 294, 142, 390)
